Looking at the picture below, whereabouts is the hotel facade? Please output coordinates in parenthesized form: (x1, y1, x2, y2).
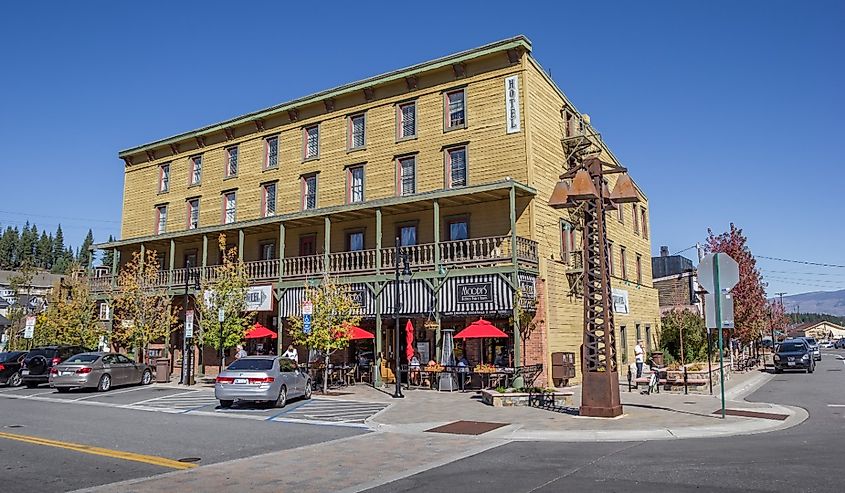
(92, 36, 660, 385)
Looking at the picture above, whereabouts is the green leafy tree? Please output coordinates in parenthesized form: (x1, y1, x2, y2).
(197, 234, 254, 373)
(287, 276, 361, 394)
(659, 309, 708, 365)
(4, 262, 38, 350)
(39, 268, 102, 348)
(109, 249, 178, 363)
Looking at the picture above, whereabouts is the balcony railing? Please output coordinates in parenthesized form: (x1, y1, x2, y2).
(90, 236, 538, 292)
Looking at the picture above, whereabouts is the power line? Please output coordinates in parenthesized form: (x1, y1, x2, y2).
(757, 255, 845, 268)
(671, 245, 697, 256)
(761, 269, 845, 277)
(0, 209, 119, 224)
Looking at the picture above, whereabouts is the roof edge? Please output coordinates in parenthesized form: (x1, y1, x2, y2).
(119, 36, 532, 159)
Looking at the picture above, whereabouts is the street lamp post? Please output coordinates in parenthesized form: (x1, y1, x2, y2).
(393, 236, 412, 399)
(180, 264, 200, 385)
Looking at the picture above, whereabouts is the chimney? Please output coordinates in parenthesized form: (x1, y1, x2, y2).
(660, 246, 669, 257)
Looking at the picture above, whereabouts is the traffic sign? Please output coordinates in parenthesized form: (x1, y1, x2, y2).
(185, 310, 195, 338)
(303, 313, 312, 335)
(23, 316, 36, 339)
(218, 307, 225, 323)
(301, 300, 313, 316)
(698, 253, 739, 294)
(705, 292, 734, 329)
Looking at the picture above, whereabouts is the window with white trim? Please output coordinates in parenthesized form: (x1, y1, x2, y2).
(223, 192, 236, 224)
(190, 155, 202, 185)
(261, 242, 275, 261)
(348, 165, 364, 203)
(156, 205, 167, 234)
(304, 125, 319, 159)
(159, 163, 170, 193)
(446, 146, 467, 188)
(265, 136, 278, 169)
(226, 147, 238, 177)
(398, 156, 416, 196)
(445, 89, 466, 130)
(347, 231, 364, 251)
(187, 198, 199, 230)
(349, 114, 365, 150)
(302, 174, 317, 210)
(262, 182, 277, 217)
(620, 246, 628, 280)
(397, 102, 416, 139)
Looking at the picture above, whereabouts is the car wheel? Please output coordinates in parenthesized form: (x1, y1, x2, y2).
(97, 374, 111, 392)
(56, 387, 71, 393)
(25, 382, 39, 388)
(774, 367, 782, 374)
(304, 381, 312, 400)
(809, 364, 814, 374)
(141, 370, 152, 386)
(275, 386, 287, 408)
(8, 372, 22, 387)
(219, 400, 233, 408)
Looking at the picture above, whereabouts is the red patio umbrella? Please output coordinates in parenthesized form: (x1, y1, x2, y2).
(245, 323, 277, 339)
(405, 320, 415, 362)
(338, 325, 375, 341)
(454, 318, 508, 339)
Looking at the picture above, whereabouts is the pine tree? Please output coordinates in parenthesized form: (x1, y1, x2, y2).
(18, 222, 35, 266)
(77, 229, 94, 267)
(0, 226, 20, 269)
(52, 225, 66, 271)
(101, 235, 115, 268)
(37, 231, 51, 269)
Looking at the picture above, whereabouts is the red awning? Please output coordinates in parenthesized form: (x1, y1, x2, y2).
(337, 325, 375, 341)
(245, 323, 277, 339)
(454, 318, 508, 339)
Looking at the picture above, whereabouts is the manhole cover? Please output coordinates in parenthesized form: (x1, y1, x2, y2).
(425, 420, 508, 435)
(827, 369, 842, 372)
(713, 409, 788, 421)
(5, 425, 24, 429)
(177, 457, 201, 463)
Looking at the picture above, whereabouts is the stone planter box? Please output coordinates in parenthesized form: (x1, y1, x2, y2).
(662, 364, 729, 394)
(481, 389, 574, 408)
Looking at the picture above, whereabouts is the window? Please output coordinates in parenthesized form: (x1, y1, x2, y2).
(159, 163, 170, 193)
(190, 155, 202, 185)
(302, 174, 317, 210)
(636, 254, 643, 284)
(347, 231, 364, 251)
(299, 234, 317, 256)
(645, 325, 652, 352)
(560, 221, 576, 260)
(226, 146, 238, 177)
(397, 156, 416, 196)
(262, 182, 277, 217)
(641, 208, 649, 239)
(636, 324, 641, 343)
(620, 246, 628, 280)
(187, 198, 199, 230)
(608, 241, 615, 276)
(260, 242, 275, 261)
(617, 203, 624, 223)
(184, 250, 197, 268)
(265, 136, 279, 169)
(444, 89, 466, 130)
(397, 101, 416, 139)
(447, 217, 468, 241)
(98, 303, 110, 321)
(398, 224, 417, 246)
(304, 125, 319, 160)
(446, 146, 467, 188)
(348, 114, 365, 150)
(620, 325, 627, 358)
(347, 165, 364, 203)
(223, 192, 236, 224)
(633, 204, 640, 235)
(155, 205, 167, 234)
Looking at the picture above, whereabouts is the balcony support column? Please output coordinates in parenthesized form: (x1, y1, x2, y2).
(201, 234, 208, 282)
(374, 282, 382, 388)
(168, 240, 175, 287)
(509, 183, 522, 371)
(433, 199, 441, 273)
(278, 222, 286, 278)
(110, 248, 119, 287)
(375, 208, 382, 275)
(324, 217, 331, 273)
(139, 244, 145, 270)
(238, 229, 244, 262)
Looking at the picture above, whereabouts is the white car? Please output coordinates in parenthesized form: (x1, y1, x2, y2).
(819, 341, 834, 349)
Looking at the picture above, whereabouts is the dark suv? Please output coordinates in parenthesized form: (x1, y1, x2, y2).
(0, 351, 28, 387)
(774, 340, 815, 374)
(21, 346, 90, 387)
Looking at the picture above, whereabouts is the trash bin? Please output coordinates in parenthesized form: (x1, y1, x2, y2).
(155, 358, 170, 383)
(651, 351, 664, 367)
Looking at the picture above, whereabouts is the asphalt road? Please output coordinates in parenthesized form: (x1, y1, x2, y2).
(367, 349, 845, 493)
(0, 385, 365, 492)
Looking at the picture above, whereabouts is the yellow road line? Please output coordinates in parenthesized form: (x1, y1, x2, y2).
(0, 431, 197, 470)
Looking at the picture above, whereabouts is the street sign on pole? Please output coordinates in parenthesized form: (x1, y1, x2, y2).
(24, 316, 36, 339)
(301, 300, 313, 335)
(705, 292, 735, 329)
(218, 308, 225, 323)
(185, 310, 195, 338)
(698, 252, 739, 420)
(301, 301, 313, 315)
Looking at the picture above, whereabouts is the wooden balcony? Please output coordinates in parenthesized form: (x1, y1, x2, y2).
(90, 235, 538, 292)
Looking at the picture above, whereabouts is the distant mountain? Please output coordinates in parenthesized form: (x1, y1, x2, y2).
(779, 290, 845, 317)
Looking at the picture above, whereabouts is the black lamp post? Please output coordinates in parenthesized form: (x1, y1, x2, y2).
(393, 236, 412, 399)
(180, 264, 200, 385)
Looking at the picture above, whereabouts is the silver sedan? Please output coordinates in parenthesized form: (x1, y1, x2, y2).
(215, 356, 311, 408)
(49, 352, 153, 392)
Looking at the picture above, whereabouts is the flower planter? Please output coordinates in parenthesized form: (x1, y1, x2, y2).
(481, 389, 574, 408)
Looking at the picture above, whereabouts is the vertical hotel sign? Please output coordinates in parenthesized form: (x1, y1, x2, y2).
(505, 75, 521, 133)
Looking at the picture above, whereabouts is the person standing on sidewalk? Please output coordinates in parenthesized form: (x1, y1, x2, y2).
(634, 339, 645, 378)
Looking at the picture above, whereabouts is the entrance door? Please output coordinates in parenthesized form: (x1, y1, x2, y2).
(299, 234, 317, 256)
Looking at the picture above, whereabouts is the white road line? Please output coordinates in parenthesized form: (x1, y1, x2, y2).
(827, 404, 845, 408)
(71, 386, 149, 401)
(0, 386, 30, 393)
(129, 390, 204, 405)
(24, 390, 58, 398)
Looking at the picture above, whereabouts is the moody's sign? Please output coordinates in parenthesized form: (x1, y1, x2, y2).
(456, 282, 493, 304)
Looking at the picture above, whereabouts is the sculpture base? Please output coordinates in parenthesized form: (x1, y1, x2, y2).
(580, 369, 623, 418)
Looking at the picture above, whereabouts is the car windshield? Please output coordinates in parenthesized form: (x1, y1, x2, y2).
(0, 352, 23, 362)
(64, 354, 100, 364)
(804, 338, 817, 344)
(226, 359, 274, 371)
(779, 343, 806, 352)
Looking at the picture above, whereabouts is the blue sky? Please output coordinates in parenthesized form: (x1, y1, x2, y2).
(1, 1, 843, 296)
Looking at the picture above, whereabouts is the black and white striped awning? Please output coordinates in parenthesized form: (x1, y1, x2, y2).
(279, 283, 377, 318)
(439, 273, 536, 316)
